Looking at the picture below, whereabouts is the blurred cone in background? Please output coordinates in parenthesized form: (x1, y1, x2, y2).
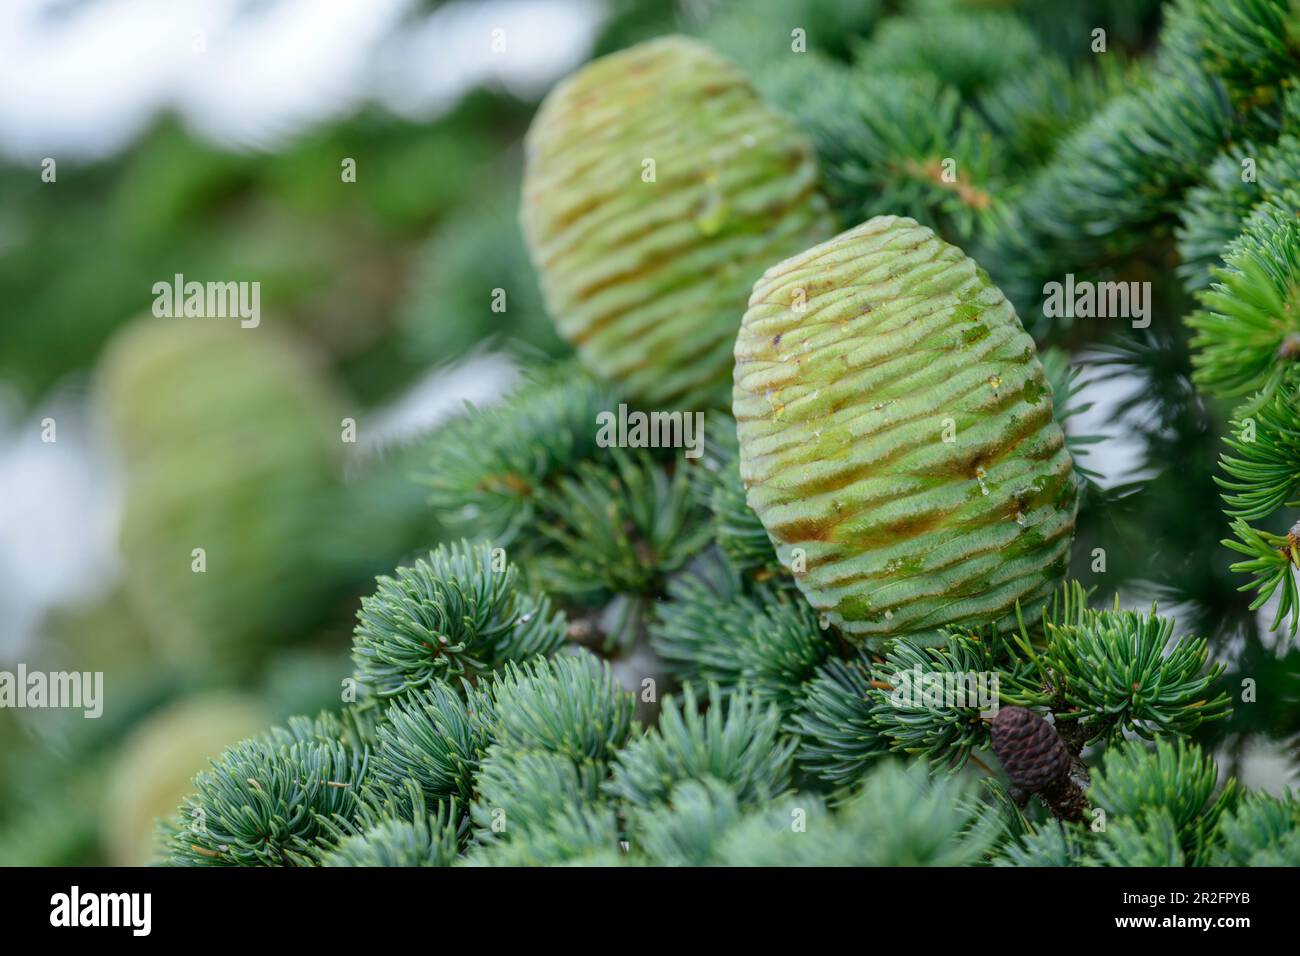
(97, 317, 352, 673)
(104, 691, 267, 866)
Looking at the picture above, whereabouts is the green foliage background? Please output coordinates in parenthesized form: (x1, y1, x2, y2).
(1, 0, 1298, 866)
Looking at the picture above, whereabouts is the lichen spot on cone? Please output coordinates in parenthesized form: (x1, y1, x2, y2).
(520, 35, 836, 409)
(733, 215, 1078, 646)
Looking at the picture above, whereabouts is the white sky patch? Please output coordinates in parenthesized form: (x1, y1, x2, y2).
(1224, 737, 1297, 797)
(1065, 350, 1159, 490)
(0, 0, 606, 160)
(374, 0, 606, 120)
(354, 349, 518, 460)
(1244, 585, 1296, 657)
(0, 0, 200, 160)
(0, 382, 121, 659)
(176, 0, 413, 152)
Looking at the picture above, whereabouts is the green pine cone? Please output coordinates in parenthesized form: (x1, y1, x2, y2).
(520, 35, 836, 409)
(734, 216, 1077, 645)
(100, 319, 348, 668)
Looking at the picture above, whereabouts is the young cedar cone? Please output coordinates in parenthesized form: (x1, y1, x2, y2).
(990, 706, 1072, 795)
(520, 35, 835, 410)
(99, 320, 347, 668)
(733, 216, 1078, 646)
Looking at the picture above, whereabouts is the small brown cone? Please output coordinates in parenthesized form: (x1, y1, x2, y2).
(990, 705, 1071, 795)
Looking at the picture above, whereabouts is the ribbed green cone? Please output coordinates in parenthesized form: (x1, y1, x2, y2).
(521, 35, 836, 409)
(100, 319, 347, 669)
(734, 216, 1077, 645)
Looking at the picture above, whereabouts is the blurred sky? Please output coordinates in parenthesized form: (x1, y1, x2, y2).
(0, 0, 605, 160)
